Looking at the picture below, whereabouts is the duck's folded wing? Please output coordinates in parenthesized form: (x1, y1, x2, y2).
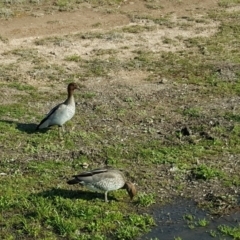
(36, 103, 62, 129)
(72, 168, 108, 178)
(45, 103, 62, 118)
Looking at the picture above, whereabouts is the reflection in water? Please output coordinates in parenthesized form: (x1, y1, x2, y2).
(141, 198, 240, 240)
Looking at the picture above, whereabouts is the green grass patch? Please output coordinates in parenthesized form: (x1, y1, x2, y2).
(0, 103, 27, 119)
(0, 63, 21, 82)
(218, 0, 240, 7)
(65, 54, 82, 62)
(4, 48, 39, 61)
(192, 164, 224, 180)
(0, 0, 124, 18)
(121, 25, 156, 34)
(8, 83, 35, 91)
(137, 193, 156, 207)
(0, 156, 154, 239)
(34, 36, 70, 46)
(218, 224, 240, 238)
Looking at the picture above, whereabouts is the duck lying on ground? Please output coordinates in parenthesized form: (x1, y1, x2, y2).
(67, 168, 137, 202)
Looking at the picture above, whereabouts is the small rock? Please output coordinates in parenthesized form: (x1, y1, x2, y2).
(169, 166, 179, 172)
(82, 162, 89, 169)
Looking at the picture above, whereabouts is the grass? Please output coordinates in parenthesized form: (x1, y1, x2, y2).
(121, 25, 156, 34)
(137, 193, 156, 207)
(219, 0, 240, 7)
(197, 218, 209, 227)
(0, 0, 240, 239)
(218, 224, 240, 239)
(191, 164, 224, 180)
(0, 158, 154, 239)
(183, 214, 210, 229)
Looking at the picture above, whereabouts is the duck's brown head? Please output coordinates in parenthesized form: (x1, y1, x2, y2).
(68, 82, 79, 93)
(124, 182, 137, 200)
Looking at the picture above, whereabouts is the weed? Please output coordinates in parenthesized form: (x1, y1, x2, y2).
(116, 225, 140, 240)
(121, 25, 155, 34)
(78, 31, 122, 40)
(192, 164, 224, 180)
(4, 48, 38, 61)
(0, 63, 21, 82)
(17, 216, 41, 238)
(0, 7, 13, 18)
(209, 230, 217, 237)
(34, 36, 69, 46)
(183, 107, 202, 118)
(174, 237, 182, 240)
(197, 218, 209, 227)
(116, 214, 154, 240)
(145, 2, 163, 10)
(224, 112, 240, 122)
(0, 104, 27, 119)
(218, 0, 240, 7)
(218, 224, 240, 238)
(64, 54, 82, 62)
(8, 83, 35, 91)
(137, 193, 156, 207)
(183, 214, 195, 221)
(47, 214, 77, 236)
(0, 196, 16, 210)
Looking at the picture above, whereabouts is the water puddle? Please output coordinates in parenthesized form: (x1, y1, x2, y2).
(141, 198, 240, 240)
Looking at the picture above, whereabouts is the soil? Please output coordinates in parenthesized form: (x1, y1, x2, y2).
(0, 0, 218, 39)
(0, 0, 220, 91)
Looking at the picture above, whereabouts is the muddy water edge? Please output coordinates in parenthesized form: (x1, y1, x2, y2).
(140, 198, 240, 240)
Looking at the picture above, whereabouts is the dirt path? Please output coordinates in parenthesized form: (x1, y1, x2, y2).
(0, 0, 219, 91)
(0, 0, 218, 39)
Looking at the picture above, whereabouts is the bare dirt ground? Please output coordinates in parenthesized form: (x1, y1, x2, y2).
(0, 0, 218, 39)
(0, 0, 220, 98)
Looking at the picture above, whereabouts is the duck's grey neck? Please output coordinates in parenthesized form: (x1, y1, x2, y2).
(65, 93, 74, 105)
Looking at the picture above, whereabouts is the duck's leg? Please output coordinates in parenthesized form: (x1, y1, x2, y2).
(104, 191, 109, 202)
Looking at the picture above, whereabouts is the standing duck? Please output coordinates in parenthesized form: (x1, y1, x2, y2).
(36, 83, 78, 133)
(67, 168, 137, 202)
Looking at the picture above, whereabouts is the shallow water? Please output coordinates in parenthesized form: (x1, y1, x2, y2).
(141, 198, 240, 240)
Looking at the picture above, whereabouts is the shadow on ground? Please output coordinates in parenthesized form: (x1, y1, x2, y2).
(0, 120, 49, 134)
(35, 187, 118, 202)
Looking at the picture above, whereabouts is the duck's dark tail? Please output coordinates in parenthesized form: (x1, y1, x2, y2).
(35, 117, 47, 130)
(67, 179, 79, 185)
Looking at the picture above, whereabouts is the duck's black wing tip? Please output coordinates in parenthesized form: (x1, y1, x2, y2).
(35, 118, 46, 131)
(67, 178, 79, 185)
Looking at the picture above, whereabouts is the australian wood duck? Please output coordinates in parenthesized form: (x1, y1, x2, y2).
(36, 83, 78, 132)
(67, 168, 137, 202)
